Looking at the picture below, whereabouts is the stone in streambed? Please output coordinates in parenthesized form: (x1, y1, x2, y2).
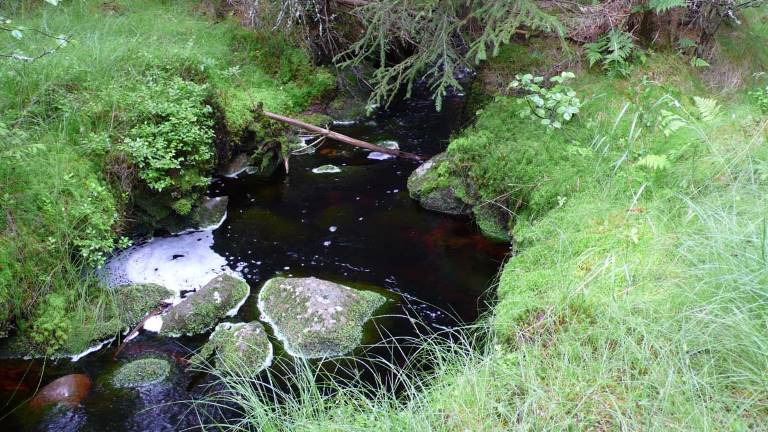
(29, 374, 92, 410)
(154, 274, 250, 336)
(407, 152, 471, 216)
(191, 321, 272, 372)
(111, 358, 171, 388)
(258, 277, 386, 358)
(221, 153, 251, 178)
(189, 196, 228, 230)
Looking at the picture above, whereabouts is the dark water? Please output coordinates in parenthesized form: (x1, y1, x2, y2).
(0, 92, 509, 431)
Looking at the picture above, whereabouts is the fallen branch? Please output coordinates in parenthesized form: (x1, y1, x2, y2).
(262, 111, 424, 161)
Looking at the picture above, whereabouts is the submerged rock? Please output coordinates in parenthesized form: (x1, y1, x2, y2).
(258, 277, 386, 358)
(112, 358, 171, 388)
(29, 374, 92, 410)
(312, 164, 342, 174)
(155, 274, 250, 336)
(191, 321, 272, 372)
(407, 152, 471, 216)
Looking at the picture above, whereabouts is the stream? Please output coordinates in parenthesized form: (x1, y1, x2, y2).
(0, 90, 509, 431)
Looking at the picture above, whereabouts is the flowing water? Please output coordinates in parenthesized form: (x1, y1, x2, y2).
(0, 91, 509, 431)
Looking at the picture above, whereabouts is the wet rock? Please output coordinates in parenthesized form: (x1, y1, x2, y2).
(407, 152, 471, 216)
(221, 153, 251, 178)
(112, 358, 171, 388)
(258, 277, 386, 358)
(30, 374, 92, 409)
(191, 321, 272, 371)
(189, 196, 228, 230)
(155, 274, 250, 336)
(472, 204, 511, 242)
(312, 164, 342, 174)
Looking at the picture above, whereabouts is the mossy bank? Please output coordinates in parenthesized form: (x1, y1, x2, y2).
(0, 0, 334, 354)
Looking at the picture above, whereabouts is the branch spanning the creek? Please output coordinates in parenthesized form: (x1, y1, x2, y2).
(262, 111, 424, 161)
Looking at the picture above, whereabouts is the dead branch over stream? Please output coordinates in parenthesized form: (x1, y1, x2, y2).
(263, 111, 424, 161)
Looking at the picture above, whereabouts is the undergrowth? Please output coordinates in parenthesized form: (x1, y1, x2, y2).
(197, 6, 768, 430)
(0, 0, 332, 350)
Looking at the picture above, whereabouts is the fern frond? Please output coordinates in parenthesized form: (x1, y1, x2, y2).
(649, 0, 687, 13)
(693, 96, 721, 122)
(637, 154, 671, 171)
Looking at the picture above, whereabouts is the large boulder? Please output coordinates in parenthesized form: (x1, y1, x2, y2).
(111, 357, 171, 388)
(407, 152, 471, 216)
(152, 274, 250, 336)
(29, 374, 92, 409)
(191, 321, 273, 372)
(258, 277, 386, 358)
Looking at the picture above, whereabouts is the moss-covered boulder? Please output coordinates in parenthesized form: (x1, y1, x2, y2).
(155, 274, 250, 336)
(407, 152, 472, 216)
(114, 283, 174, 324)
(112, 357, 171, 388)
(191, 321, 272, 372)
(258, 277, 386, 358)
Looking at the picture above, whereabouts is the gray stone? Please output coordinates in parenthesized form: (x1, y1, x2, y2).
(407, 152, 471, 216)
(258, 277, 386, 358)
(221, 153, 251, 178)
(191, 321, 273, 372)
(190, 196, 228, 229)
(155, 274, 250, 336)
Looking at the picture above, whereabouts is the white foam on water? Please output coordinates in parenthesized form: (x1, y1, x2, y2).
(70, 337, 115, 362)
(143, 315, 164, 333)
(367, 152, 395, 160)
(332, 119, 356, 126)
(103, 229, 228, 300)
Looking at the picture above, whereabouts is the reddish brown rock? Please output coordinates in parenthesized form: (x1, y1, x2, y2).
(29, 374, 91, 410)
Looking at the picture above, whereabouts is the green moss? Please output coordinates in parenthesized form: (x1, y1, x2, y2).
(191, 321, 272, 372)
(258, 277, 386, 358)
(112, 357, 171, 388)
(160, 274, 250, 336)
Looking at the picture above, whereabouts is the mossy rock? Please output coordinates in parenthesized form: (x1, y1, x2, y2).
(191, 321, 272, 372)
(157, 274, 250, 336)
(258, 277, 386, 358)
(114, 283, 174, 325)
(112, 357, 171, 388)
(407, 152, 472, 216)
(473, 204, 512, 242)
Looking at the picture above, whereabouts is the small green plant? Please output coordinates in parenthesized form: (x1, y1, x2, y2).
(584, 29, 641, 78)
(750, 84, 768, 113)
(509, 72, 581, 130)
(27, 292, 71, 356)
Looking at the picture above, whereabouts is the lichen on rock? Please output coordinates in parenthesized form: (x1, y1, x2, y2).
(191, 321, 273, 372)
(156, 274, 250, 336)
(258, 277, 386, 358)
(407, 152, 472, 216)
(112, 357, 171, 388)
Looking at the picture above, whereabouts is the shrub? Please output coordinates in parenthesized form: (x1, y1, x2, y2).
(750, 84, 768, 113)
(121, 76, 215, 213)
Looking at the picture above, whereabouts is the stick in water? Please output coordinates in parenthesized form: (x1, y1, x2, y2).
(262, 111, 424, 161)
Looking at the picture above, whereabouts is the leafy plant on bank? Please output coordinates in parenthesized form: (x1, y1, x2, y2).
(509, 71, 581, 130)
(120, 76, 215, 215)
(584, 29, 642, 78)
(751, 83, 768, 113)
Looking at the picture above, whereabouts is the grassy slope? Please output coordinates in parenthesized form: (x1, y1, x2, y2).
(206, 8, 768, 431)
(0, 0, 332, 352)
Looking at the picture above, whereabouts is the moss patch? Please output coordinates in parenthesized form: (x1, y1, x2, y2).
(258, 277, 386, 358)
(112, 357, 171, 388)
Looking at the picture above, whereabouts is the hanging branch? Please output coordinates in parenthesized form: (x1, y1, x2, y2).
(262, 111, 424, 161)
